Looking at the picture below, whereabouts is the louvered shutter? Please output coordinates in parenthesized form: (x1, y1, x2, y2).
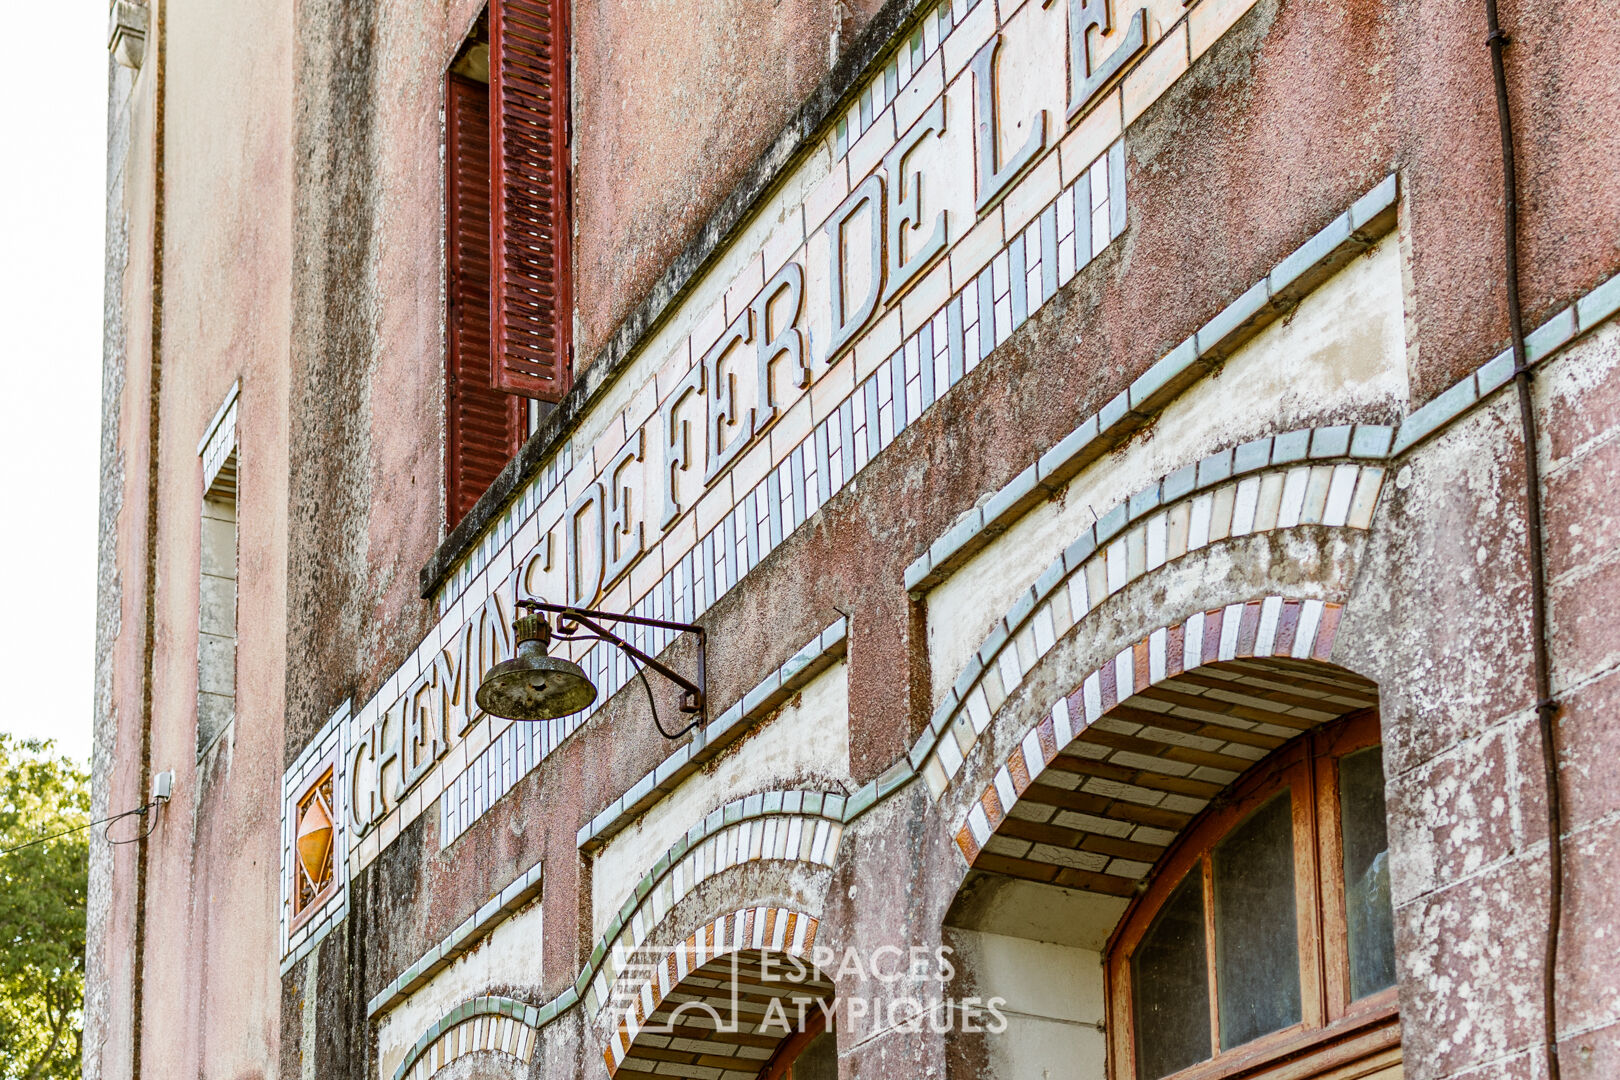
(490, 0, 572, 401)
(446, 72, 525, 527)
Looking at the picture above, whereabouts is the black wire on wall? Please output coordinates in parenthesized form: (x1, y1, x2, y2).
(1481, 5, 1564, 1079)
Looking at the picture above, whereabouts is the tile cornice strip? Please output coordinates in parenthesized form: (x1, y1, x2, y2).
(577, 619, 850, 852)
(1390, 270, 1620, 455)
(905, 182, 1620, 597)
(392, 995, 540, 1080)
(422, 0, 945, 597)
(366, 859, 544, 1019)
(903, 174, 1401, 595)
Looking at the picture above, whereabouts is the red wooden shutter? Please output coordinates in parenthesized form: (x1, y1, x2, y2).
(447, 72, 525, 528)
(490, 0, 573, 401)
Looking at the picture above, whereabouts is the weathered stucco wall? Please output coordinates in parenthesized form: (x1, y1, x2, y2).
(928, 231, 1410, 701)
(91, 0, 294, 1079)
(278, 0, 1620, 1074)
(93, 0, 1620, 1078)
(571, 0, 888, 363)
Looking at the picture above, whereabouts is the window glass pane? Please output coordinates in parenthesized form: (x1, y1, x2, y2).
(1213, 792, 1302, 1049)
(1340, 745, 1397, 999)
(787, 1029, 837, 1080)
(1132, 872, 1211, 1080)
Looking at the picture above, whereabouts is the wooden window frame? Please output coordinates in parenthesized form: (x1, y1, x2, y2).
(443, 0, 573, 528)
(1105, 711, 1399, 1080)
(756, 1008, 830, 1080)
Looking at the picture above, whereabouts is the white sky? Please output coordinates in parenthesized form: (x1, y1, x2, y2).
(0, 4, 109, 764)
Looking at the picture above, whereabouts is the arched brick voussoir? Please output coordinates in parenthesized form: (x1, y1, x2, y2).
(599, 905, 829, 1076)
(393, 996, 541, 1080)
(950, 597, 1379, 897)
(582, 794, 845, 1027)
(914, 456, 1388, 804)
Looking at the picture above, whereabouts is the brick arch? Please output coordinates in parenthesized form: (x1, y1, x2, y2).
(951, 596, 1377, 897)
(600, 905, 832, 1076)
(392, 996, 540, 1080)
(914, 450, 1386, 805)
(581, 791, 845, 1025)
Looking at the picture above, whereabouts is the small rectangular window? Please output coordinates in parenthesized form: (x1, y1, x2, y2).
(197, 389, 239, 758)
(1213, 791, 1302, 1049)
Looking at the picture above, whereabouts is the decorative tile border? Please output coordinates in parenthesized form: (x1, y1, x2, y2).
(585, 792, 847, 1021)
(521, 137, 1125, 741)
(952, 595, 1347, 865)
(600, 906, 824, 1075)
(434, 443, 573, 615)
(367, 859, 544, 1018)
(904, 174, 1401, 594)
(280, 701, 349, 974)
(911, 443, 1387, 800)
(832, 0, 985, 161)
(1389, 269, 1620, 455)
(392, 996, 540, 1080)
(576, 619, 849, 853)
(348, 133, 1128, 876)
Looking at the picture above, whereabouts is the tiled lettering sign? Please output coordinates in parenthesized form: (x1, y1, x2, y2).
(330, 0, 1258, 865)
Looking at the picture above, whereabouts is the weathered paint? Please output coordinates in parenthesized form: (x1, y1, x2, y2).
(89, 0, 1620, 1076)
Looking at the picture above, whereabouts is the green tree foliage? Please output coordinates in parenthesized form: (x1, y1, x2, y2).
(0, 737, 89, 1080)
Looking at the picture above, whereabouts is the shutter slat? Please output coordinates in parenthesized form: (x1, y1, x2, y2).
(446, 72, 525, 527)
(491, 0, 572, 401)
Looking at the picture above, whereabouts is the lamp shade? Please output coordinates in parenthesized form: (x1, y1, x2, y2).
(475, 614, 599, 721)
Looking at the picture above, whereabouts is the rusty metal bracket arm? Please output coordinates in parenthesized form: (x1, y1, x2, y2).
(516, 599, 707, 723)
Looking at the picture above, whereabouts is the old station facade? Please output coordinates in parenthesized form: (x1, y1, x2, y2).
(90, 0, 1620, 1078)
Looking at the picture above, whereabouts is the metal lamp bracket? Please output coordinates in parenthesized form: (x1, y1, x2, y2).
(515, 598, 707, 736)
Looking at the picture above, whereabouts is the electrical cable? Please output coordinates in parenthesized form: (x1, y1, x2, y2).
(107, 804, 163, 846)
(1482, 5, 1563, 1078)
(626, 648, 701, 740)
(0, 801, 159, 857)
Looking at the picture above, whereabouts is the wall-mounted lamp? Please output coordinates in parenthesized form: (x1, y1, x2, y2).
(475, 599, 706, 738)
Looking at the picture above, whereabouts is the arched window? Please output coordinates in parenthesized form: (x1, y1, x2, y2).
(1106, 711, 1399, 1080)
